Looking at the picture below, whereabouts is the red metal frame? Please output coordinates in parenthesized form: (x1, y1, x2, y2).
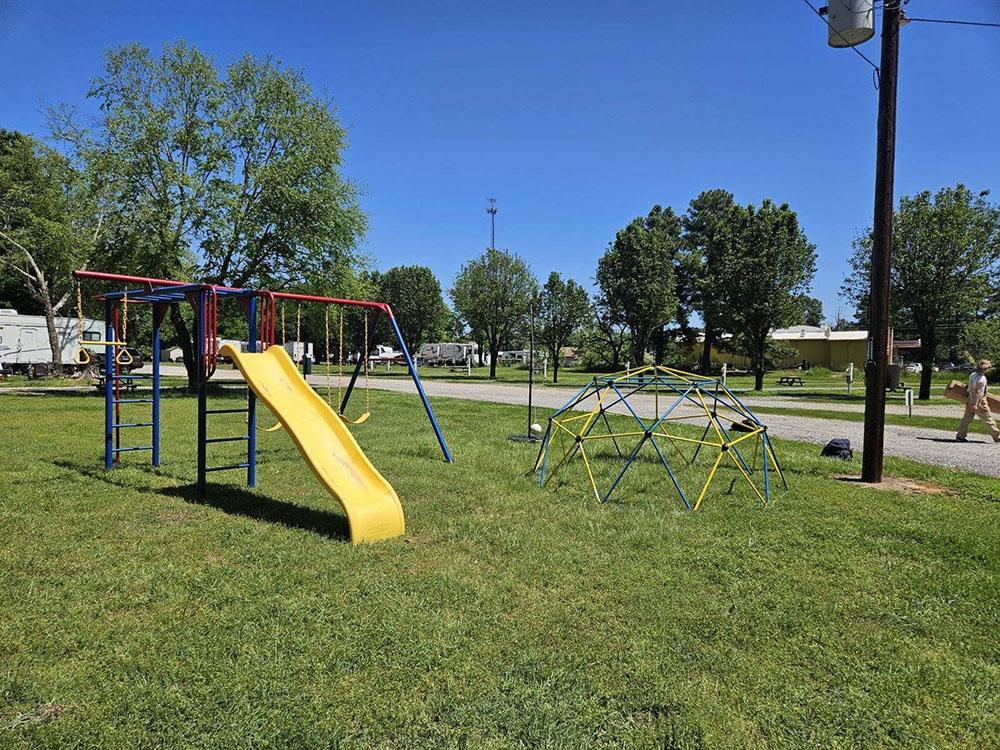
(73, 270, 394, 316)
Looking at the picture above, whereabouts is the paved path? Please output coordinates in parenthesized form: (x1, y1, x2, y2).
(5, 365, 996, 478)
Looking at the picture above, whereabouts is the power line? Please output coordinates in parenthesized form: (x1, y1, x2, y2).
(799, 0, 882, 87)
(907, 17, 1000, 29)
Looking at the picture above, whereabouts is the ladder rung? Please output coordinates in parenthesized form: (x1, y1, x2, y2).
(113, 399, 154, 404)
(205, 463, 250, 473)
(114, 422, 154, 429)
(112, 445, 153, 453)
(112, 374, 152, 380)
(205, 408, 249, 415)
(205, 436, 249, 444)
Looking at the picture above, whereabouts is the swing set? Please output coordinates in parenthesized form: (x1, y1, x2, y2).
(72, 270, 452, 495)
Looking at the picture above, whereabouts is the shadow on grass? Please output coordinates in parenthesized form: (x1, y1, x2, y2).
(52, 458, 351, 542)
(161, 484, 351, 542)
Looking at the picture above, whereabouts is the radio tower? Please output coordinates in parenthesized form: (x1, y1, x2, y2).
(487, 197, 497, 249)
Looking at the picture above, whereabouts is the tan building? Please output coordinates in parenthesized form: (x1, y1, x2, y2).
(695, 326, 917, 371)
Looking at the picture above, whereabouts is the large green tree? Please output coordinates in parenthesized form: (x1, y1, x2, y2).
(796, 295, 824, 327)
(53, 41, 366, 387)
(0, 130, 106, 373)
(843, 185, 1000, 399)
(450, 247, 537, 379)
(718, 200, 817, 390)
(537, 271, 590, 383)
(596, 205, 680, 367)
(681, 189, 739, 372)
(374, 265, 449, 351)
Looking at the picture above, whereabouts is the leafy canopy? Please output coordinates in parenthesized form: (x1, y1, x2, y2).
(537, 271, 590, 383)
(450, 247, 537, 379)
(596, 205, 680, 366)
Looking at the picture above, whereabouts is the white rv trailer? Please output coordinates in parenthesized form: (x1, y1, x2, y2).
(0, 308, 103, 375)
(418, 342, 478, 366)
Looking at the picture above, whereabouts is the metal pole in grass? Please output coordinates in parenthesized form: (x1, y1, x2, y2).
(510, 297, 540, 444)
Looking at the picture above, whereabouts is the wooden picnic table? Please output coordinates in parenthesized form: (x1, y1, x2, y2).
(777, 376, 805, 387)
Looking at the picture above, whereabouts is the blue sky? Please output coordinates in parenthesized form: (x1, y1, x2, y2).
(2, 0, 998, 322)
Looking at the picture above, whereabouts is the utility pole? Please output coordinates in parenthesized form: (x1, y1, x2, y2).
(861, 1, 901, 483)
(487, 197, 497, 249)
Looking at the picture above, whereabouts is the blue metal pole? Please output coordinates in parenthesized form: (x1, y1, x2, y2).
(104, 299, 114, 470)
(246, 296, 257, 488)
(197, 290, 207, 495)
(388, 313, 452, 462)
(152, 309, 161, 467)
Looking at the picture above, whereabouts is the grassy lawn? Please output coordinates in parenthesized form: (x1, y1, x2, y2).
(752, 404, 993, 436)
(2, 388, 999, 748)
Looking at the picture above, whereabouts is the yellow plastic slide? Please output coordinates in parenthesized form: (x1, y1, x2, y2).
(219, 344, 404, 544)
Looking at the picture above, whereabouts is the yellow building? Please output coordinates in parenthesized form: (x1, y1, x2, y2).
(696, 326, 873, 371)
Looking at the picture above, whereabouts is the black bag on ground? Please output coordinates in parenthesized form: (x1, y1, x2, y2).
(821, 439, 853, 460)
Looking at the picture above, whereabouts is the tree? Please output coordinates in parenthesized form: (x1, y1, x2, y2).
(843, 185, 1000, 399)
(597, 205, 680, 367)
(450, 247, 537, 379)
(681, 189, 739, 372)
(796, 295, 824, 327)
(375, 265, 449, 351)
(52, 41, 366, 388)
(537, 271, 590, 383)
(0, 130, 106, 374)
(718, 200, 817, 390)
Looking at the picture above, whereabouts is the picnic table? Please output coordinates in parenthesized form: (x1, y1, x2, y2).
(93, 375, 138, 393)
(777, 376, 805, 387)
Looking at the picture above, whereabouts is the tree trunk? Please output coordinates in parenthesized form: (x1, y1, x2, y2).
(43, 296, 63, 376)
(631, 334, 647, 370)
(918, 332, 935, 401)
(552, 356, 559, 383)
(654, 327, 664, 366)
(489, 338, 499, 379)
(754, 364, 765, 392)
(699, 327, 714, 374)
(170, 302, 199, 392)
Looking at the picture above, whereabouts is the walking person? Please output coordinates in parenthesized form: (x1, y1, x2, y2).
(956, 359, 1000, 443)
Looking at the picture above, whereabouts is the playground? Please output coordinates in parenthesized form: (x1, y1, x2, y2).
(2, 375, 1000, 747)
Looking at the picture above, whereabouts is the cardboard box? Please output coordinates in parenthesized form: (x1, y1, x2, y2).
(944, 379, 1000, 414)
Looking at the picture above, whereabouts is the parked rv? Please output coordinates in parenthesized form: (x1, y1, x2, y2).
(418, 342, 478, 366)
(0, 308, 104, 376)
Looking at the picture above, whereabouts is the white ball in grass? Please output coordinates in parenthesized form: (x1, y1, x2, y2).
(530, 422, 543, 437)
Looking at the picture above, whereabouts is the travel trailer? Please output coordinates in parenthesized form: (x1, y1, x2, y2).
(0, 308, 103, 376)
(418, 342, 478, 366)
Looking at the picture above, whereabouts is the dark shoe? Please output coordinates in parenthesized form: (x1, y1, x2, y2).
(956, 437, 969, 442)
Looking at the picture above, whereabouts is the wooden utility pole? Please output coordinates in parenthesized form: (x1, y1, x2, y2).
(861, 1, 901, 483)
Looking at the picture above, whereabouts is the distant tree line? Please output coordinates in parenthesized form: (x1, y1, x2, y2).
(4, 41, 996, 396)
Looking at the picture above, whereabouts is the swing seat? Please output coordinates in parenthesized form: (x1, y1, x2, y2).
(339, 411, 370, 425)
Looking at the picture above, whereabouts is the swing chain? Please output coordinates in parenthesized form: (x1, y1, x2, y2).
(325, 305, 333, 408)
(338, 309, 344, 410)
(363, 311, 370, 415)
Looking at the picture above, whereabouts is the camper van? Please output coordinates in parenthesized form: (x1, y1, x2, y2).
(0, 308, 104, 376)
(418, 342, 478, 366)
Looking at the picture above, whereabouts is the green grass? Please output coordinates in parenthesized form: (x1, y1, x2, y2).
(752, 404, 995, 436)
(2, 389, 999, 748)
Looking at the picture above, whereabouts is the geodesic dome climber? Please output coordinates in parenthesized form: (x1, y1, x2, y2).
(532, 366, 786, 510)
